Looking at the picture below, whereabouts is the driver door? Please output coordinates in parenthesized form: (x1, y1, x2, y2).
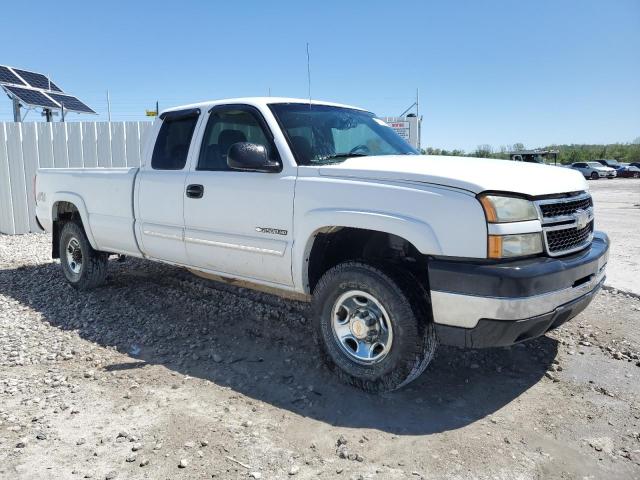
(183, 105, 295, 287)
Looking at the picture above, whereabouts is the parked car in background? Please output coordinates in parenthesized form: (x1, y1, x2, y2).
(570, 162, 617, 179)
(595, 159, 622, 169)
(629, 162, 640, 170)
(615, 163, 640, 178)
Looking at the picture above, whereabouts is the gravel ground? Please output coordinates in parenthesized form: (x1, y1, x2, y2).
(1, 231, 639, 479)
(590, 178, 640, 295)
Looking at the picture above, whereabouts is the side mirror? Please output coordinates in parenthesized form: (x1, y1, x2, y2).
(227, 142, 280, 173)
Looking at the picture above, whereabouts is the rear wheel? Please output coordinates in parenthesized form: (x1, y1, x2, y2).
(590, 172, 599, 180)
(312, 261, 437, 393)
(59, 221, 108, 290)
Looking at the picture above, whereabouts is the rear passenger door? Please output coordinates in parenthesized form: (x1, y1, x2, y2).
(135, 109, 201, 264)
(183, 105, 295, 287)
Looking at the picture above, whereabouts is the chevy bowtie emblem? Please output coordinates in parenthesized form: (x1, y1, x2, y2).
(574, 209, 590, 230)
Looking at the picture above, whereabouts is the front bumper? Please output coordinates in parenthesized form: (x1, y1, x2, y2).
(428, 231, 609, 348)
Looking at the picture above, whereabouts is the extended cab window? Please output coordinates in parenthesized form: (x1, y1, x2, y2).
(198, 107, 277, 171)
(151, 111, 199, 170)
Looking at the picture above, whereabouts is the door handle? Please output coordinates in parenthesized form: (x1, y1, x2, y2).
(186, 184, 204, 199)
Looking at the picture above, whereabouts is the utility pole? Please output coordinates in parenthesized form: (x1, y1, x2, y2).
(107, 90, 112, 122)
(156, 100, 159, 116)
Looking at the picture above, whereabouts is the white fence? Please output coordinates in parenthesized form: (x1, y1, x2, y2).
(0, 121, 152, 235)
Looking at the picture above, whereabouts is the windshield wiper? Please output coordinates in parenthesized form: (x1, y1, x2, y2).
(321, 152, 370, 161)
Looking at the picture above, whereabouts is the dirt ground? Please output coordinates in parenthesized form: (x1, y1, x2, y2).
(1, 181, 639, 480)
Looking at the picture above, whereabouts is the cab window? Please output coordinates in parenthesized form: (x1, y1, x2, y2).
(198, 107, 277, 171)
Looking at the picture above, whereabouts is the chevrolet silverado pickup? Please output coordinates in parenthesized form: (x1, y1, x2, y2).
(35, 97, 609, 393)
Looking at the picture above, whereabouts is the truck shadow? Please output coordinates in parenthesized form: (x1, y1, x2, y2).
(0, 257, 558, 435)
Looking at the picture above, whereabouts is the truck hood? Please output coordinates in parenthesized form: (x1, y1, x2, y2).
(317, 155, 588, 196)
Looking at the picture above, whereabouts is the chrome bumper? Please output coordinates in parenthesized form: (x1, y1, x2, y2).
(428, 231, 610, 330)
(431, 265, 605, 328)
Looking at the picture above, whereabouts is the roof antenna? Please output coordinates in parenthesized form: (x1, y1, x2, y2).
(306, 42, 312, 108)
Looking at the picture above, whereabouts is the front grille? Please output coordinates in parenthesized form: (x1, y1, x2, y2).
(539, 196, 593, 218)
(535, 192, 594, 256)
(546, 220, 594, 254)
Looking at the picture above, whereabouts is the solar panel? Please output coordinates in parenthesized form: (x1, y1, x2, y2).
(12, 68, 63, 92)
(46, 92, 95, 113)
(1, 65, 95, 116)
(0, 66, 26, 86)
(4, 85, 60, 109)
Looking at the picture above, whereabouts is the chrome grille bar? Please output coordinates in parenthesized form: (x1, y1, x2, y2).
(535, 192, 594, 256)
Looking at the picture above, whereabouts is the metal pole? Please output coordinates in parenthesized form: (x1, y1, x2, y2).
(60, 103, 65, 122)
(306, 42, 312, 106)
(156, 100, 159, 116)
(416, 88, 420, 150)
(107, 90, 112, 122)
(12, 97, 21, 122)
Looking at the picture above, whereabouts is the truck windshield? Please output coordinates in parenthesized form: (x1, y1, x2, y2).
(269, 103, 418, 165)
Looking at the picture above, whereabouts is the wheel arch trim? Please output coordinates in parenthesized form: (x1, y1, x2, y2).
(294, 208, 443, 293)
(51, 192, 99, 250)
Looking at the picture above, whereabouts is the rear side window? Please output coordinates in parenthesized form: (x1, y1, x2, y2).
(151, 110, 199, 170)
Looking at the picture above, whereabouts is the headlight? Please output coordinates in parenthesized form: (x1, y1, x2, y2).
(478, 194, 539, 223)
(479, 194, 543, 258)
(488, 233, 543, 258)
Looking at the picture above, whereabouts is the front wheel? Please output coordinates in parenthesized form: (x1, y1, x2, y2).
(590, 172, 599, 180)
(312, 261, 437, 393)
(59, 221, 108, 290)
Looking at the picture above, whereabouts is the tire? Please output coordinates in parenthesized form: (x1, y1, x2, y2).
(312, 261, 437, 393)
(590, 172, 599, 180)
(59, 221, 108, 290)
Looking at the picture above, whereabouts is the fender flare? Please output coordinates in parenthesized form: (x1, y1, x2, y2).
(293, 208, 443, 292)
(51, 192, 99, 250)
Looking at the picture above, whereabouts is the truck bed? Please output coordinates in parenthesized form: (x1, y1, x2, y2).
(36, 168, 142, 256)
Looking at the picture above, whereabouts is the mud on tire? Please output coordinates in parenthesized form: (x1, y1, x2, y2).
(312, 261, 437, 393)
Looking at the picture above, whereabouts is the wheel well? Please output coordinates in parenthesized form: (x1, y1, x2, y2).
(306, 227, 429, 294)
(52, 201, 83, 259)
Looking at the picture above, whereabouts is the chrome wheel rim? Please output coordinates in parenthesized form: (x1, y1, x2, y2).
(65, 237, 83, 274)
(331, 290, 393, 364)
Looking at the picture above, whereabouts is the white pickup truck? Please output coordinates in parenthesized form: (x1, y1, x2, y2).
(35, 97, 609, 392)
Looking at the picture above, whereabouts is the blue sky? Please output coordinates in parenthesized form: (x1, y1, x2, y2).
(1, 0, 638, 151)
